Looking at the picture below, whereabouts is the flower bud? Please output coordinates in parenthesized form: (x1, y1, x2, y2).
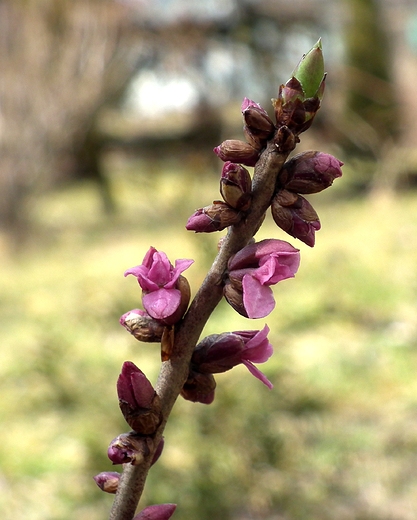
(108, 432, 154, 466)
(186, 202, 242, 233)
(220, 162, 252, 211)
(93, 471, 120, 494)
(119, 309, 165, 342)
(273, 80, 321, 134)
(214, 140, 259, 166)
(243, 125, 264, 150)
(181, 371, 216, 404)
(241, 97, 275, 141)
(117, 361, 162, 434)
(278, 150, 343, 194)
(133, 504, 177, 520)
(271, 190, 321, 247)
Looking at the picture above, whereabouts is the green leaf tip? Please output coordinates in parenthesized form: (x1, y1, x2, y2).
(292, 39, 325, 99)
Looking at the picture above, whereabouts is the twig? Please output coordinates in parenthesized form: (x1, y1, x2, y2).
(109, 139, 292, 520)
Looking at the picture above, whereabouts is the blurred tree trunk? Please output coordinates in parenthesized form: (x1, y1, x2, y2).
(343, 0, 399, 158)
(0, 0, 142, 237)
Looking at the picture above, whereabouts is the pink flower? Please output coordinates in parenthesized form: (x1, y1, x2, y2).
(125, 247, 193, 324)
(225, 239, 300, 318)
(133, 504, 177, 520)
(191, 325, 274, 388)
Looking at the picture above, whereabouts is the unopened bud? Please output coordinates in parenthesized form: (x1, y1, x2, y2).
(241, 97, 275, 140)
(279, 150, 343, 193)
(181, 371, 216, 404)
(108, 432, 154, 466)
(93, 471, 120, 494)
(120, 309, 165, 342)
(214, 140, 259, 166)
(117, 361, 162, 434)
(271, 190, 320, 247)
(220, 162, 252, 211)
(186, 202, 242, 233)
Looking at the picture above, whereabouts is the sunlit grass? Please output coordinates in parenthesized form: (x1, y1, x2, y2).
(2, 161, 417, 519)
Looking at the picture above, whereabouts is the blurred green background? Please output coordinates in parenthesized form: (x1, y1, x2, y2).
(2, 0, 417, 519)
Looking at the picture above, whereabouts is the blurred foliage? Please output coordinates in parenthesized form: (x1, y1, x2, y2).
(2, 157, 417, 519)
(343, 0, 398, 158)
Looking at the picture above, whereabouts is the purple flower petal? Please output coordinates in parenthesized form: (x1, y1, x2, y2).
(242, 275, 275, 319)
(143, 288, 182, 320)
(147, 251, 173, 286)
(164, 258, 194, 289)
(242, 325, 273, 363)
(242, 360, 273, 388)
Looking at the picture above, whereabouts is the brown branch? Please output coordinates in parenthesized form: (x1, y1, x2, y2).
(109, 136, 294, 520)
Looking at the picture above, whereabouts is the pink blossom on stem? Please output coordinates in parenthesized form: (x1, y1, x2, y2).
(125, 247, 193, 323)
(191, 325, 274, 388)
(225, 239, 300, 318)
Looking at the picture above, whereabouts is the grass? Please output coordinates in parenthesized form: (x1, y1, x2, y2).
(2, 159, 417, 519)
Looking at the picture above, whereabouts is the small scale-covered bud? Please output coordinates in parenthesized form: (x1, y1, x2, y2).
(186, 201, 242, 233)
(271, 190, 321, 247)
(278, 150, 343, 193)
(117, 361, 162, 434)
(220, 162, 252, 211)
(120, 309, 165, 343)
(133, 504, 177, 520)
(181, 370, 216, 405)
(108, 433, 153, 466)
(273, 79, 321, 135)
(214, 140, 259, 166)
(241, 97, 275, 140)
(93, 471, 120, 494)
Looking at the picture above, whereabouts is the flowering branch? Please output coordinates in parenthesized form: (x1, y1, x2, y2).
(95, 39, 343, 520)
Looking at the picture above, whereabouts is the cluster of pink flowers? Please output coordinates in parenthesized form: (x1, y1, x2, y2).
(95, 41, 343, 519)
